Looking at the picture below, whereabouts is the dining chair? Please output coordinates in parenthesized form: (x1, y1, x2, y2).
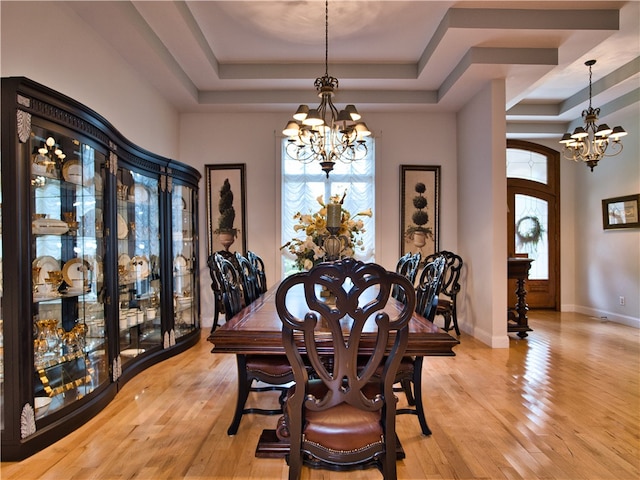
(275, 258, 415, 479)
(393, 252, 421, 304)
(206, 254, 225, 332)
(235, 252, 261, 305)
(424, 250, 463, 335)
(216, 253, 294, 436)
(393, 254, 446, 436)
(247, 251, 268, 294)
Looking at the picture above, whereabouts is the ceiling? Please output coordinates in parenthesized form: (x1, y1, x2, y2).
(67, 1, 639, 137)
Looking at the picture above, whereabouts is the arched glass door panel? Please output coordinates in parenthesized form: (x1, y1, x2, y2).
(514, 194, 549, 281)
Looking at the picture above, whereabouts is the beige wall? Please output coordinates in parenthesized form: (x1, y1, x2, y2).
(457, 80, 509, 347)
(179, 112, 458, 330)
(0, 1, 180, 159)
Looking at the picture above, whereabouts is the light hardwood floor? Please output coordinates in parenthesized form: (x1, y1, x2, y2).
(2, 311, 639, 480)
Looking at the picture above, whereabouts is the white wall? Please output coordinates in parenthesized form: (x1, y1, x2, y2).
(573, 107, 640, 327)
(0, 1, 179, 158)
(457, 80, 510, 348)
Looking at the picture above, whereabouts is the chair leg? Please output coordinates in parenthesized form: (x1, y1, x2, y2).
(452, 305, 460, 336)
(443, 311, 452, 332)
(227, 354, 251, 435)
(210, 299, 221, 333)
(400, 378, 415, 406)
(412, 356, 432, 436)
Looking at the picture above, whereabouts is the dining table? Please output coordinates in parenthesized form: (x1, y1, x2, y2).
(207, 280, 460, 458)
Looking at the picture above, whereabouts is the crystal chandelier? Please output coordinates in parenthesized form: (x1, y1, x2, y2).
(560, 60, 627, 171)
(282, 0, 371, 178)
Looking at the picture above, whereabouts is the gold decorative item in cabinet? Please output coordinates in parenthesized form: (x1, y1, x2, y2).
(62, 211, 78, 235)
(44, 270, 63, 296)
(32, 265, 42, 294)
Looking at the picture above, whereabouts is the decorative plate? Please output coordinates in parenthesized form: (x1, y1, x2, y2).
(174, 254, 188, 270)
(130, 255, 150, 280)
(120, 348, 145, 358)
(32, 217, 69, 235)
(117, 213, 128, 239)
(62, 160, 83, 185)
(62, 258, 89, 287)
(118, 253, 131, 269)
(33, 256, 60, 284)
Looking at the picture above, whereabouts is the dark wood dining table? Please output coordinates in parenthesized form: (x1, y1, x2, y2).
(207, 281, 460, 458)
(207, 282, 460, 357)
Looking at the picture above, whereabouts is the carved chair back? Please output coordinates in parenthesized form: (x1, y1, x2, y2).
(415, 254, 446, 321)
(235, 252, 260, 305)
(276, 258, 414, 478)
(393, 252, 421, 304)
(207, 254, 225, 331)
(215, 253, 244, 319)
(424, 250, 463, 334)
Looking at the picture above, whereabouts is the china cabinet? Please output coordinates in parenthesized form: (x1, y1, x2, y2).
(0, 77, 200, 460)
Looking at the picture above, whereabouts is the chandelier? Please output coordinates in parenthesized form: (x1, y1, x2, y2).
(282, 0, 371, 178)
(560, 60, 627, 171)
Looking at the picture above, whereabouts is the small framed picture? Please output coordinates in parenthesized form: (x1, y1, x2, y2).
(602, 194, 640, 230)
(400, 165, 440, 257)
(205, 164, 247, 255)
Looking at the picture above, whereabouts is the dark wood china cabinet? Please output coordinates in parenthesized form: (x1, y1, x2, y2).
(0, 77, 201, 460)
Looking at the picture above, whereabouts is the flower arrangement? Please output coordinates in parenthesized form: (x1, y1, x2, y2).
(281, 192, 372, 271)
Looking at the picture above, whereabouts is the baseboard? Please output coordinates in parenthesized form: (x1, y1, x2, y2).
(570, 305, 640, 329)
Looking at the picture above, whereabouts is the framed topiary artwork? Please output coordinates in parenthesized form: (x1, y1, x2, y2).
(400, 165, 440, 257)
(205, 164, 247, 255)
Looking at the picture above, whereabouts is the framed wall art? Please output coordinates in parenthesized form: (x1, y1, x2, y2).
(602, 194, 640, 230)
(205, 164, 247, 255)
(400, 165, 440, 257)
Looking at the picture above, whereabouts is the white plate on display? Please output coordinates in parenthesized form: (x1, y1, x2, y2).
(33, 256, 60, 284)
(118, 253, 131, 268)
(120, 348, 145, 358)
(32, 217, 70, 235)
(174, 254, 188, 271)
(117, 214, 128, 239)
(62, 258, 90, 289)
(130, 255, 150, 280)
(62, 160, 83, 185)
(133, 184, 150, 204)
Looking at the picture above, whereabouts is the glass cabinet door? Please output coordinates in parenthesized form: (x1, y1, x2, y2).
(116, 167, 161, 362)
(30, 127, 108, 420)
(172, 184, 197, 339)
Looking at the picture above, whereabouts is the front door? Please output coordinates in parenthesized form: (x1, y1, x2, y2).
(506, 140, 560, 309)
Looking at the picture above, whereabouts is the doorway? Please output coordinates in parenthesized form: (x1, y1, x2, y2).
(506, 140, 560, 309)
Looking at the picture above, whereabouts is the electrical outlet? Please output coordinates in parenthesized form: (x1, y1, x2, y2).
(619, 296, 625, 306)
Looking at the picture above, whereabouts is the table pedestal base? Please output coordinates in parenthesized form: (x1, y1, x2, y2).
(507, 258, 534, 338)
(255, 429, 405, 460)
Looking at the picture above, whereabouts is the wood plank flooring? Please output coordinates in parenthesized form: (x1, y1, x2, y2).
(2, 311, 638, 479)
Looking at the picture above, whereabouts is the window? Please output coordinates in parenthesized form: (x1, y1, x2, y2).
(506, 148, 547, 184)
(281, 138, 375, 276)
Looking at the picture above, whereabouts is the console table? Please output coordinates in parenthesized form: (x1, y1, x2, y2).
(507, 258, 534, 338)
